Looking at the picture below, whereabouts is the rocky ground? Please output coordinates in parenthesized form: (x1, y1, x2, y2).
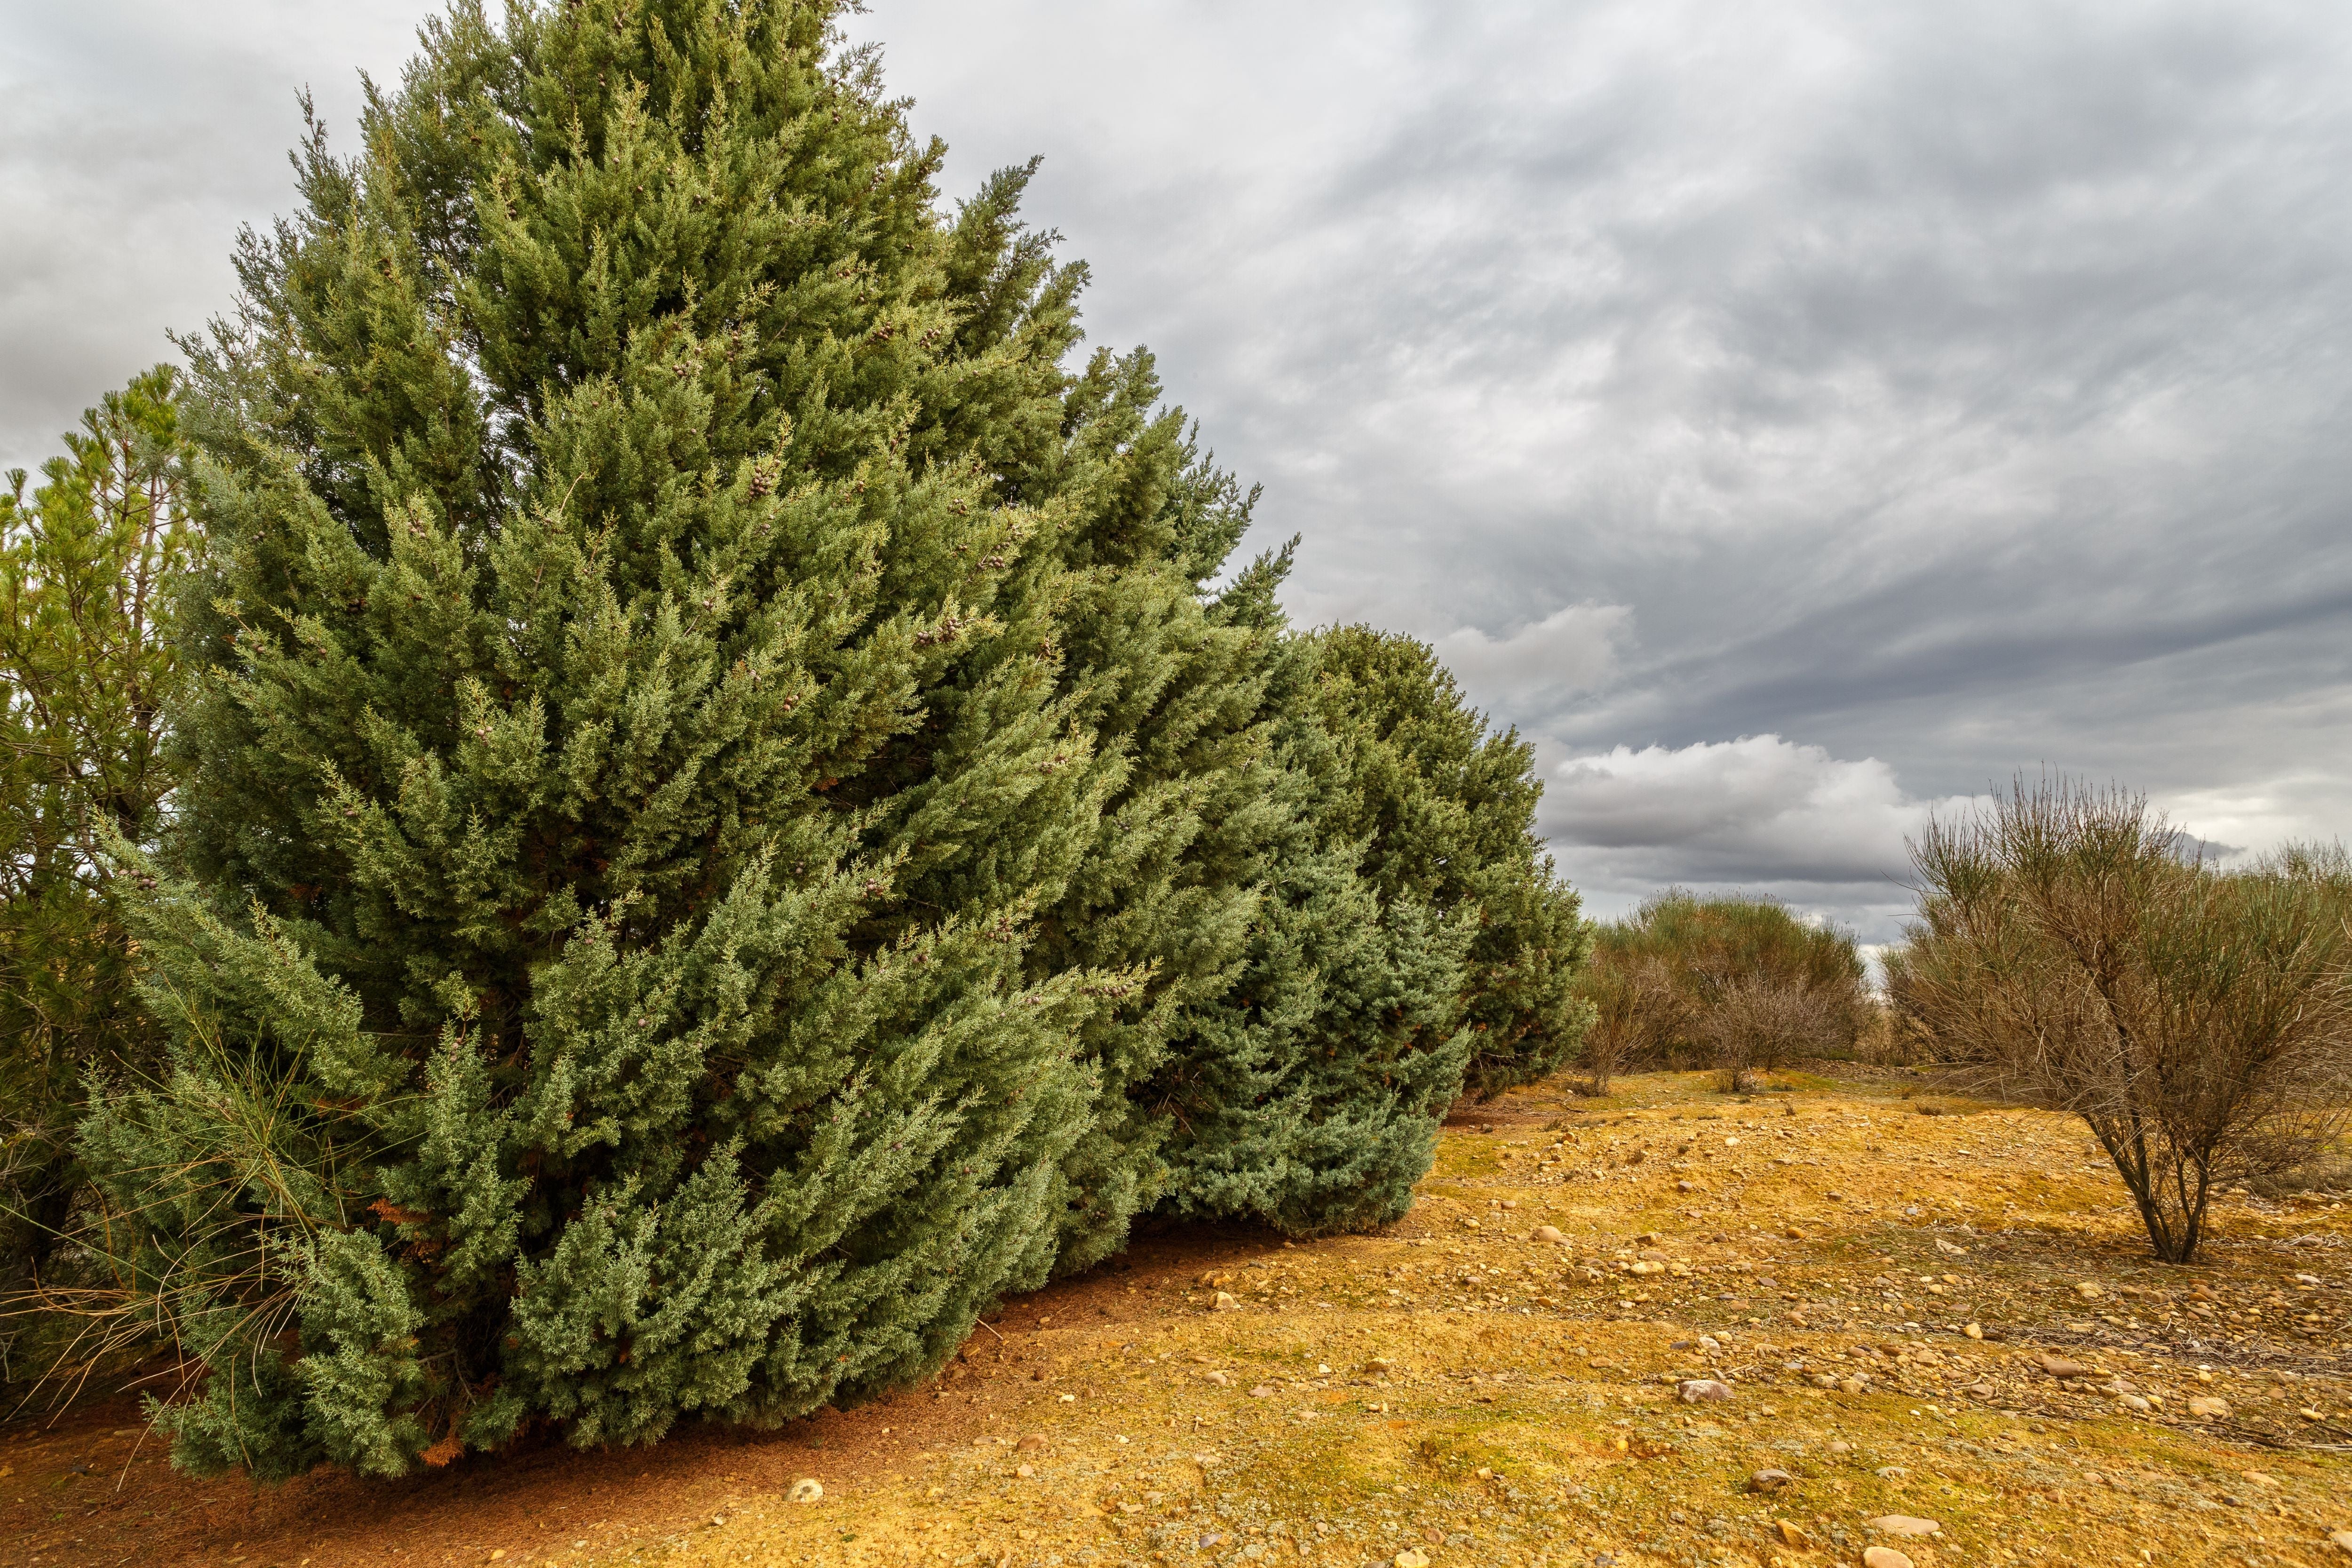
(5, 1068, 2347, 1568)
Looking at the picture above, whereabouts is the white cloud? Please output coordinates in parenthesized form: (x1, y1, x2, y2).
(1538, 735, 1985, 932)
(2152, 776, 2350, 866)
(0, 2, 420, 470)
(1431, 603, 1630, 715)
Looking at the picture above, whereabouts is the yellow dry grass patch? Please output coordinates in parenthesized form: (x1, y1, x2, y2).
(618, 1070, 2349, 1568)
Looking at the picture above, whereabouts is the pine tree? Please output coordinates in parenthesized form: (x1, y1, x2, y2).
(0, 366, 190, 1297)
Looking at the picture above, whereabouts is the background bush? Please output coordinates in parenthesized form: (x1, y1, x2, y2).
(1573, 891, 1868, 1089)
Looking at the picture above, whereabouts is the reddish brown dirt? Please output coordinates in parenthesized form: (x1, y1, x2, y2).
(0, 1225, 1273, 1568)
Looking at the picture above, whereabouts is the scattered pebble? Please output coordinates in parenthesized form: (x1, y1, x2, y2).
(1748, 1468, 1795, 1493)
(1533, 1225, 1565, 1244)
(1863, 1548, 1915, 1568)
(1678, 1379, 1735, 1403)
(2186, 1396, 2229, 1419)
(1394, 1551, 1430, 1568)
(1017, 1433, 1047, 1452)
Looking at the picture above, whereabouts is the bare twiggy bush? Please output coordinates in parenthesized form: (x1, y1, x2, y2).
(1703, 975, 1854, 1092)
(1889, 778, 2352, 1264)
(1575, 953, 1687, 1093)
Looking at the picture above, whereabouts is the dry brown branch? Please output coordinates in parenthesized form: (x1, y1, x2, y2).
(1889, 776, 2352, 1263)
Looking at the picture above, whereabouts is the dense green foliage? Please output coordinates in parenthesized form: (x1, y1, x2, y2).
(1153, 627, 1588, 1236)
(1297, 628, 1589, 1098)
(0, 366, 191, 1297)
(1574, 890, 1866, 1085)
(59, 0, 1589, 1479)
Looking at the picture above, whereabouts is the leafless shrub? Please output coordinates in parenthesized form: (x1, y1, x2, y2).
(2247, 1150, 2352, 1199)
(1574, 954, 1687, 1093)
(1888, 777, 2352, 1264)
(1702, 973, 1853, 1092)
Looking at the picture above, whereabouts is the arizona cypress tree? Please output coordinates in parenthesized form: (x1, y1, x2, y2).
(1146, 643, 1478, 1237)
(1146, 624, 1590, 1235)
(76, 0, 1592, 1479)
(90, 0, 1161, 1478)
(1300, 626, 1591, 1098)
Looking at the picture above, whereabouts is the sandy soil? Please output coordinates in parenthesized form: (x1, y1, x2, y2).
(5, 1068, 2346, 1568)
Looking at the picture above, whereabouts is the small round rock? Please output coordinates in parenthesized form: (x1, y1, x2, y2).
(786, 1477, 823, 1504)
(1678, 1378, 1735, 1403)
(1533, 1225, 1566, 1244)
(1747, 1468, 1794, 1493)
(1863, 1548, 1915, 1568)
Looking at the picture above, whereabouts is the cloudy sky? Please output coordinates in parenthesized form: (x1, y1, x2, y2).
(6, 0, 2350, 939)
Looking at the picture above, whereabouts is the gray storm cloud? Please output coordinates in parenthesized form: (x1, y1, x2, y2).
(6, 0, 2349, 940)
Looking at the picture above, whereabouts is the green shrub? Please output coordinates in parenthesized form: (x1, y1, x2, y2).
(1575, 891, 1867, 1086)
